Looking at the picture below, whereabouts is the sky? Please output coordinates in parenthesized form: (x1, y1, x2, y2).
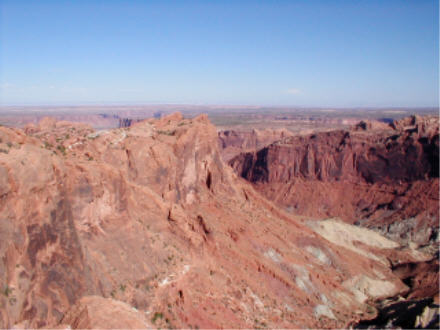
(0, 0, 438, 107)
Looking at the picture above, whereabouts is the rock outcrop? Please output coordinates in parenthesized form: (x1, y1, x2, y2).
(218, 128, 293, 162)
(61, 296, 152, 329)
(230, 115, 439, 246)
(0, 114, 430, 328)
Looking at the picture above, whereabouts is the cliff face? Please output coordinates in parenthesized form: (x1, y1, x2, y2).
(218, 128, 293, 162)
(0, 114, 429, 328)
(230, 116, 439, 245)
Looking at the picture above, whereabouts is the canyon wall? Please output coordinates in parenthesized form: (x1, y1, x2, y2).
(0, 114, 429, 328)
(230, 115, 439, 246)
(218, 128, 293, 162)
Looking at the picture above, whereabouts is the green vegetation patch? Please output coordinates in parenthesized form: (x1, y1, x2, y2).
(151, 312, 164, 323)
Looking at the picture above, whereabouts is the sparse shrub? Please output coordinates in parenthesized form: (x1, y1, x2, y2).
(6, 142, 12, 148)
(2, 285, 12, 297)
(366, 305, 376, 314)
(254, 319, 267, 329)
(0, 148, 8, 154)
(151, 312, 163, 323)
(119, 284, 126, 292)
(57, 144, 66, 155)
(9, 297, 17, 305)
(157, 130, 175, 136)
(44, 141, 53, 149)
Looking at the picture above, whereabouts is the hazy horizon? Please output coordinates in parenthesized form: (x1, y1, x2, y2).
(0, 103, 438, 112)
(1, 0, 438, 108)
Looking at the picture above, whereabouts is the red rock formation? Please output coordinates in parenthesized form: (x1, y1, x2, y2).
(218, 128, 293, 162)
(0, 114, 428, 328)
(392, 257, 439, 300)
(61, 296, 152, 329)
(230, 115, 439, 245)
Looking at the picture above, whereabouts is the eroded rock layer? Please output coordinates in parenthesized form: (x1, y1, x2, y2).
(218, 128, 293, 162)
(0, 114, 432, 328)
(230, 115, 439, 246)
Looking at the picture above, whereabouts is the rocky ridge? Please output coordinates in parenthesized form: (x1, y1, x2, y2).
(0, 113, 433, 328)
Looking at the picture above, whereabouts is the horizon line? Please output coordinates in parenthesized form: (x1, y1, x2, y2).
(0, 103, 438, 110)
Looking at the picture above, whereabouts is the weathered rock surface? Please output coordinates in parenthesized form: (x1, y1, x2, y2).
(392, 256, 439, 301)
(230, 115, 439, 246)
(354, 255, 439, 329)
(0, 114, 428, 328)
(218, 128, 293, 162)
(355, 298, 439, 329)
(62, 296, 152, 329)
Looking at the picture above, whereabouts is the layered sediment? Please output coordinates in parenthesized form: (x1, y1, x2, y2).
(0, 114, 434, 328)
(230, 115, 439, 246)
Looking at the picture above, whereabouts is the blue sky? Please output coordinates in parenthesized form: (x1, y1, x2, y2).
(0, 0, 438, 107)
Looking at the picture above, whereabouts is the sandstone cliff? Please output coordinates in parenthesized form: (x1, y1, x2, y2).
(230, 115, 439, 246)
(218, 128, 293, 162)
(0, 114, 429, 328)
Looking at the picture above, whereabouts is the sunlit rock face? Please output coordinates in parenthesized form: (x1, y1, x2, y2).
(218, 128, 293, 162)
(230, 115, 439, 246)
(0, 113, 433, 329)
